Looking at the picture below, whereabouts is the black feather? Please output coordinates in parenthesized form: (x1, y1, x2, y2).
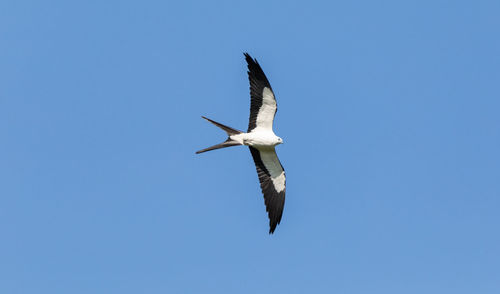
(244, 53, 276, 132)
(249, 147, 285, 234)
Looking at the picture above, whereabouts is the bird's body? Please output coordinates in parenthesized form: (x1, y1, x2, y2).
(197, 53, 286, 234)
(230, 130, 282, 147)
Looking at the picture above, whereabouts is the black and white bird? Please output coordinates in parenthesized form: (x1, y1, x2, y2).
(196, 53, 285, 234)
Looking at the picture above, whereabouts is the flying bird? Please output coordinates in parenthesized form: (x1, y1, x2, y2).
(196, 53, 285, 234)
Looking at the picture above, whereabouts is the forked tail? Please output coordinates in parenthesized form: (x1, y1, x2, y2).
(196, 116, 243, 154)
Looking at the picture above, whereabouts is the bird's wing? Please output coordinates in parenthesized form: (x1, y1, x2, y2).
(245, 53, 277, 132)
(249, 146, 285, 234)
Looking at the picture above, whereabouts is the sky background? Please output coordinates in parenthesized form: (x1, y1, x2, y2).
(1, 0, 500, 293)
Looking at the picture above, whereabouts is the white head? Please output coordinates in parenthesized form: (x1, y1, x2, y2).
(276, 137, 283, 145)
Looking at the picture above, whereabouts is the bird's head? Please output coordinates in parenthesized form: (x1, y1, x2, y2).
(277, 137, 283, 145)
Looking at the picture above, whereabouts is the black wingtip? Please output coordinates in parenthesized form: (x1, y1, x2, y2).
(268, 216, 281, 234)
(244, 52, 258, 66)
(244, 53, 271, 91)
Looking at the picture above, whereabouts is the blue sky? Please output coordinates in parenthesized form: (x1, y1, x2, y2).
(1, 0, 500, 293)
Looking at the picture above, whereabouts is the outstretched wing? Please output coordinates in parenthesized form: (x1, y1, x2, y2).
(245, 53, 277, 132)
(249, 146, 286, 234)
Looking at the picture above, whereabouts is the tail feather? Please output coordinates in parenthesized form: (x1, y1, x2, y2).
(196, 116, 243, 154)
(196, 138, 241, 154)
(201, 116, 242, 135)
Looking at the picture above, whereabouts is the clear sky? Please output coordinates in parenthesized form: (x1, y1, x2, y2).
(1, 0, 499, 293)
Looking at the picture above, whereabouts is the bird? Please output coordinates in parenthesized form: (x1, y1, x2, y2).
(196, 53, 285, 234)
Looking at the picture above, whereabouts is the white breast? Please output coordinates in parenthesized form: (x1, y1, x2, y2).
(231, 130, 279, 147)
